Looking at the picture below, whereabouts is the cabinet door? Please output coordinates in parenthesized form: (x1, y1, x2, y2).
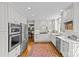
(0, 3, 8, 32)
(8, 4, 14, 23)
(64, 41, 69, 57)
(60, 40, 64, 55)
(35, 34, 50, 42)
(68, 43, 74, 57)
(61, 40, 66, 56)
(51, 35, 56, 46)
(12, 8, 21, 24)
(8, 3, 21, 24)
(20, 40, 27, 54)
(73, 3, 79, 32)
(0, 32, 8, 57)
(61, 40, 69, 57)
(63, 4, 73, 22)
(73, 44, 79, 57)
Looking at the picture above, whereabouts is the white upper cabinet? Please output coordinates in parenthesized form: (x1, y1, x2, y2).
(0, 3, 27, 31)
(7, 3, 21, 24)
(63, 3, 79, 32)
(8, 4, 15, 23)
(20, 17, 27, 24)
(7, 3, 27, 24)
(0, 3, 8, 32)
(73, 3, 79, 32)
(63, 4, 74, 22)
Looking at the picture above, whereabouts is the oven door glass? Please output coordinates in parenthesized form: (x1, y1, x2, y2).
(11, 34, 20, 47)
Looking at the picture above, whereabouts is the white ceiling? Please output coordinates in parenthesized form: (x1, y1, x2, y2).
(10, 2, 72, 20)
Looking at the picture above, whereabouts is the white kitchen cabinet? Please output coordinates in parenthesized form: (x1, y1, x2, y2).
(0, 3, 8, 32)
(56, 36, 79, 57)
(51, 34, 56, 46)
(7, 4, 14, 23)
(0, 32, 8, 57)
(20, 40, 27, 54)
(60, 37, 79, 57)
(0, 3, 9, 57)
(68, 43, 79, 57)
(22, 17, 27, 24)
(72, 43, 79, 57)
(35, 34, 51, 42)
(63, 3, 79, 32)
(20, 24, 28, 54)
(61, 40, 69, 57)
(63, 4, 73, 22)
(73, 3, 79, 32)
(7, 3, 21, 24)
(8, 45, 20, 57)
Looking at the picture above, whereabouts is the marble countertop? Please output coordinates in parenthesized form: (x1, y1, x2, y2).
(51, 33, 61, 36)
(56, 35, 79, 44)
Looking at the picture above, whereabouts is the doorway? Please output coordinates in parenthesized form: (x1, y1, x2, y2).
(27, 20, 35, 42)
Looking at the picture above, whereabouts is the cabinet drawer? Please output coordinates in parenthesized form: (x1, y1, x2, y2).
(8, 45, 20, 57)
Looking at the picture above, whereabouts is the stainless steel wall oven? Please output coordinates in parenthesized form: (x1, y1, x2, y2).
(8, 23, 22, 52)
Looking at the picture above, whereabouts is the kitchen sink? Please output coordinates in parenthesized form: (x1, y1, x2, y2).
(67, 35, 79, 42)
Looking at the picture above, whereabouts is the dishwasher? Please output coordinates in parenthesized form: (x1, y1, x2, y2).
(56, 37, 61, 51)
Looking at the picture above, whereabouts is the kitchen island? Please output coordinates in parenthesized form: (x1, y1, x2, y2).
(34, 32, 51, 42)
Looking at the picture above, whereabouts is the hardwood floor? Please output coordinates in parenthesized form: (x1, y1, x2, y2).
(20, 38, 34, 57)
(20, 38, 63, 57)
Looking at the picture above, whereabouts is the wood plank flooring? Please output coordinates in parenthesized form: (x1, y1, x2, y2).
(20, 38, 63, 57)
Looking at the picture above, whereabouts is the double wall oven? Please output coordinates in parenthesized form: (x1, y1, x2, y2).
(8, 23, 22, 52)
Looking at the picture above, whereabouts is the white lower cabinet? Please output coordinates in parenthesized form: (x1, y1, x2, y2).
(73, 43, 79, 57)
(35, 34, 50, 42)
(60, 40, 69, 57)
(51, 35, 56, 46)
(8, 45, 20, 57)
(60, 39, 79, 57)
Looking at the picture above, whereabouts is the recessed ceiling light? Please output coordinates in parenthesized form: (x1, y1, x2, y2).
(27, 7, 31, 10)
(60, 9, 63, 12)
